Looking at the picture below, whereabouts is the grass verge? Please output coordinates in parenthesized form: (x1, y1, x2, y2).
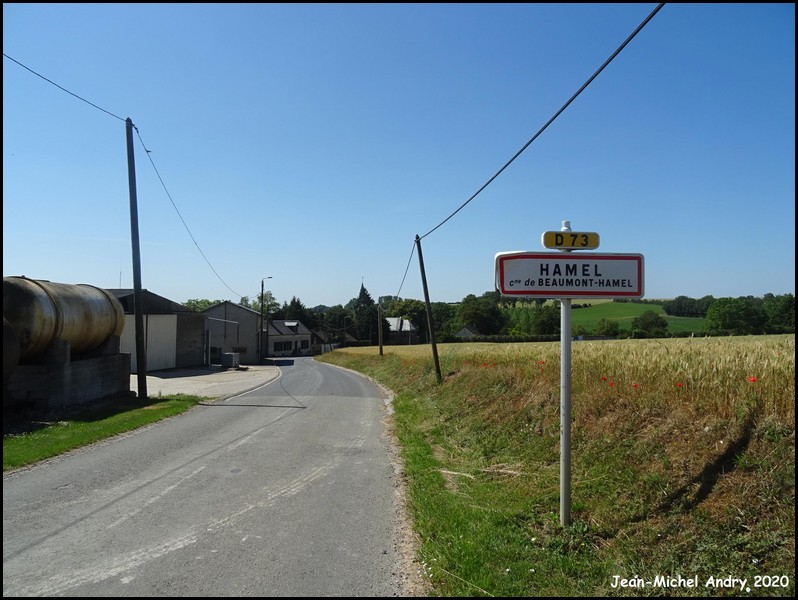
(318, 336, 795, 597)
(3, 393, 205, 471)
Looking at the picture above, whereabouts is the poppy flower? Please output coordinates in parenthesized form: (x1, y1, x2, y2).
(676, 382, 684, 388)
(748, 376, 758, 383)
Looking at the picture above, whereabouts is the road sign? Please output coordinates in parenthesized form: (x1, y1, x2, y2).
(495, 251, 644, 298)
(541, 231, 599, 250)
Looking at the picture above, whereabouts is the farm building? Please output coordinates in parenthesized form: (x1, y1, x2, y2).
(106, 289, 206, 372)
(202, 301, 314, 363)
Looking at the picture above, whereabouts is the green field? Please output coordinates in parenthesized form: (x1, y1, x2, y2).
(569, 300, 706, 333)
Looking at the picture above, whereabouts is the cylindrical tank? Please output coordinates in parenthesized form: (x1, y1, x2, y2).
(3, 317, 20, 382)
(3, 276, 125, 361)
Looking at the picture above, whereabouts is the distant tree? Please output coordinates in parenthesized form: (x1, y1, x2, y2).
(594, 318, 621, 338)
(349, 284, 387, 344)
(378, 296, 400, 315)
(571, 323, 590, 338)
(183, 298, 223, 312)
(663, 295, 687, 316)
(762, 293, 795, 332)
(321, 305, 352, 345)
(705, 297, 767, 334)
(697, 295, 716, 316)
(388, 298, 427, 334)
(239, 296, 251, 309)
(271, 301, 288, 321)
(283, 296, 319, 329)
(458, 294, 505, 335)
(500, 301, 559, 336)
(631, 310, 669, 337)
(530, 303, 560, 335)
(503, 304, 533, 335)
(252, 290, 280, 317)
(344, 294, 359, 311)
(662, 295, 712, 317)
(431, 302, 459, 341)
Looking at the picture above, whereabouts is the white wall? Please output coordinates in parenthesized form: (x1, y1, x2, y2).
(120, 314, 177, 372)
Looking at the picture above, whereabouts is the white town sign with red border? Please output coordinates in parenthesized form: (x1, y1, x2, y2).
(495, 251, 644, 299)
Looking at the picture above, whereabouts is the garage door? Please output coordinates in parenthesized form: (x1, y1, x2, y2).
(121, 314, 177, 372)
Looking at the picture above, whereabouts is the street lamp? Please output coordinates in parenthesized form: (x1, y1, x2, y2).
(259, 276, 272, 365)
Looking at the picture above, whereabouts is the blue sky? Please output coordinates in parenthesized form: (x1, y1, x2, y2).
(3, 3, 795, 309)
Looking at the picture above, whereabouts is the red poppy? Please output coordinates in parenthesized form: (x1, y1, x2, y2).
(601, 376, 608, 381)
(633, 383, 640, 389)
(676, 382, 684, 388)
(748, 376, 758, 383)
(609, 381, 615, 387)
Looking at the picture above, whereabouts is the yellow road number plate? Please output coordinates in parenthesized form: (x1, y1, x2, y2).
(541, 231, 600, 250)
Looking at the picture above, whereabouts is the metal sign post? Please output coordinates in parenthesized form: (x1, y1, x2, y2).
(495, 220, 644, 527)
(558, 222, 573, 527)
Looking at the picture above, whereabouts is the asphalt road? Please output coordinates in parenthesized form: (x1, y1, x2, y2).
(3, 358, 421, 597)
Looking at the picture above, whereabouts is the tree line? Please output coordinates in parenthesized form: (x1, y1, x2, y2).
(654, 294, 794, 334)
(183, 290, 795, 344)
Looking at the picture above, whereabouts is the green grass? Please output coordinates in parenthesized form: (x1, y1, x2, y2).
(318, 336, 795, 597)
(570, 301, 706, 333)
(3, 394, 205, 471)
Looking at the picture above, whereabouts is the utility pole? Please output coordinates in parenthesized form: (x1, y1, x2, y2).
(259, 276, 272, 364)
(126, 118, 147, 399)
(378, 303, 384, 355)
(415, 234, 442, 383)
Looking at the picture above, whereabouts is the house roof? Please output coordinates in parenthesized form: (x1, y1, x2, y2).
(386, 317, 416, 332)
(268, 319, 312, 336)
(204, 300, 261, 316)
(105, 289, 192, 314)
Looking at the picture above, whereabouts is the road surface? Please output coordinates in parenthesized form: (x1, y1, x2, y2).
(3, 358, 424, 597)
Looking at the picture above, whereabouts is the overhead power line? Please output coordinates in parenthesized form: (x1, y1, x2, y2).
(133, 127, 244, 299)
(3, 53, 126, 122)
(4, 52, 243, 299)
(380, 242, 417, 309)
(418, 3, 666, 240)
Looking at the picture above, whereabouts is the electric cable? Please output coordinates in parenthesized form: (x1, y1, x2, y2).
(418, 3, 666, 240)
(3, 53, 245, 300)
(133, 127, 244, 299)
(3, 53, 126, 122)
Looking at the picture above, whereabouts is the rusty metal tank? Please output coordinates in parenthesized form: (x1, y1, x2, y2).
(3, 276, 125, 361)
(3, 317, 20, 382)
